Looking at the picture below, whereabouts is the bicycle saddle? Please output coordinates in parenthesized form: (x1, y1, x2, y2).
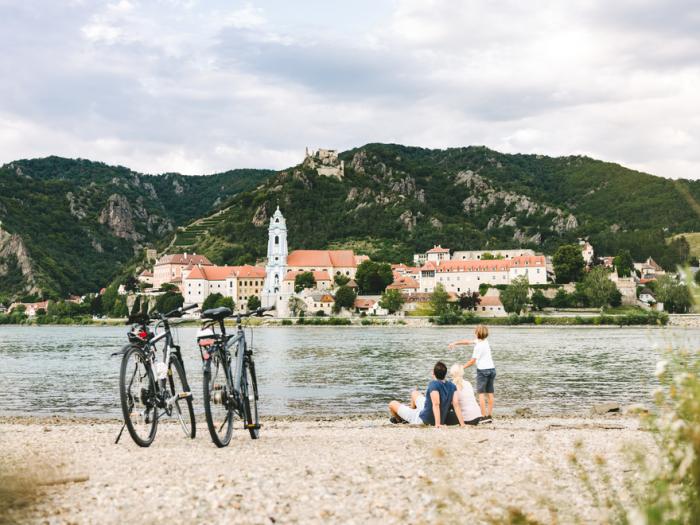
(201, 307, 232, 320)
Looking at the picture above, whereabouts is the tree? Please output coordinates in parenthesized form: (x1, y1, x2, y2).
(530, 289, 549, 311)
(500, 276, 529, 314)
(288, 296, 306, 317)
(354, 261, 393, 294)
(553, 244, 585, 284)
(202, 293, 224, 311)
(458, 291, 480, 311)
(218, 296, 235, 310)
(111, 296, 129, 318)
(695, 269, 700, 285)
(294, 272, 316, 293)
(655, 275, 693, 313)
(123, 275, 139, 292)
(613, 249, 634, 277)
(334, 286, 356, 312)
(130, 296, 141, 317)
(334, 274, 350, 286)
(100, 283, 119, 315)
(581, 266, 618, 307)
(155, 291, 184, 313)
(551, 288, 570, 309)
(429, 283, 450, 316)
(247, 295, 261, 311)
(379, 289, 405, 314)
(160, 283, 179, 292)
(89, 294, 103, 315)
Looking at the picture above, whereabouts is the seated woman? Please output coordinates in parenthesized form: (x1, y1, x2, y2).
(446, 364, 482, 426)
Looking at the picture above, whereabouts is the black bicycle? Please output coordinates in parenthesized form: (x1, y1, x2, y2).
(115, 304, 198, 447)
(197, 306, 272, 447)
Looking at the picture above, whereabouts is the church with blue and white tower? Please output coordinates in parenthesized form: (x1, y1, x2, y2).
(261, 206, 288, 308)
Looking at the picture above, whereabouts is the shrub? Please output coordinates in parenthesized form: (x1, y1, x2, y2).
(639, 350, 700, 523)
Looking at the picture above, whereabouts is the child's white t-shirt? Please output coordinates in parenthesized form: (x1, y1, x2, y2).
(472, 339, 495, 369)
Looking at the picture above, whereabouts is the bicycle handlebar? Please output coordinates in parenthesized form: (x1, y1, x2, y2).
(236, 305, 275, 319)
(127, 303, 199, 325)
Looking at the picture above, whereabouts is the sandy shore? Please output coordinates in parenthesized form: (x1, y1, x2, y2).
(0, 414, 654, 524)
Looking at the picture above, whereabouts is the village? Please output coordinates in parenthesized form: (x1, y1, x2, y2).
(5, 203, 686, 324)
(3, 204, 690, 323)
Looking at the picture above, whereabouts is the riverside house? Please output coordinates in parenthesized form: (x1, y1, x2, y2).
(153, 252, 213, 290)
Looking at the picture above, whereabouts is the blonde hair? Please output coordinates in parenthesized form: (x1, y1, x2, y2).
(449, 364, 464, 390)
(475, 324, 489, 340)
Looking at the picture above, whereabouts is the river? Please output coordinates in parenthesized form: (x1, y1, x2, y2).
(0, 325, 696, 418)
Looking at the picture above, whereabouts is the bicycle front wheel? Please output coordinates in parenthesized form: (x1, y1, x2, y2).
(168, 357, 196, 439)
(203, 351, 235, 447)
(242, 359, 260, 440)
(120, 346, 158, 447)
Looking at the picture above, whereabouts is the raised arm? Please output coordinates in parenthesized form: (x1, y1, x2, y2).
(448, 339, 474, 349)
(452, 394, 465, 427)
(430, 390, 441, 428)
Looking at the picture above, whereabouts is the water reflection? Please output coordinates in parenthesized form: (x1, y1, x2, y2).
(0, 325, 696, 417)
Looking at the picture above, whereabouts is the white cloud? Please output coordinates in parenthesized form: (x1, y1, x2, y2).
(1, 0, 699, 179)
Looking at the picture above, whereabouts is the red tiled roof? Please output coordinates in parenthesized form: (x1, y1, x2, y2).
(354, 298, 376, 309)
(287, 250, 360, 268)
(185, 265, 265, 281)
(139, 270, 153, 277)
(283, 270, 332, 282)
(479, 295, 503, 307)
(426, 245, 450, 254)
(233, 265, 266, 278)
(509, 255, 546, 268)
(420, 261, 437, 271)
(435, 259, 510, 272)
(387, 276, 419, 290)
(156, 253, 213, 266)
(346, 279, 358, 288)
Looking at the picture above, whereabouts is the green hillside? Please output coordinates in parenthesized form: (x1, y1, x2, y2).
(0, 157, 273, 299)
(185, 144, 700, 268)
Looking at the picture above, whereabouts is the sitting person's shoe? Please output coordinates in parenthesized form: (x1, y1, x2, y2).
(481, 415, 493, 423)
(389, 416, 402, 424)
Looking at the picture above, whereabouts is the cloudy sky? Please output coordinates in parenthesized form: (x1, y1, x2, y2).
(1, 1, 699, 178)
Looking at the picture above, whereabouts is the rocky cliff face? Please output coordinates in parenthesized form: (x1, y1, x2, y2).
(0, 226, 39, 295)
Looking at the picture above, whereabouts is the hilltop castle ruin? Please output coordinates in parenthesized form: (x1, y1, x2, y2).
(303, 147, 344, 178)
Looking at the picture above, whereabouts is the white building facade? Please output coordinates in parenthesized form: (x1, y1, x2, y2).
(418, 255, 548, 294)
(262, 207, 289, 308)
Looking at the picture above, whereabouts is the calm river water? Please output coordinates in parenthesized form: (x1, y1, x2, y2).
(0, 325, 697, 418)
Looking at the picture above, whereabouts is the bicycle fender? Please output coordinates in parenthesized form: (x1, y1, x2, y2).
(111, 343, 137, 357)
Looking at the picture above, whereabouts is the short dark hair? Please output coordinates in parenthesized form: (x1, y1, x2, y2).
(434, 361, 447, 380)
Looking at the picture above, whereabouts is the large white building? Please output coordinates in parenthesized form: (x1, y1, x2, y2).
(417, 255, 548, 294)
(413, 245, 537, 265)
(183, 265, 266, 309)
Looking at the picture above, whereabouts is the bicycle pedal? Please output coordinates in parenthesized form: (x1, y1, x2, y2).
(178, 392, 192, 399)
(245, 424, 261, 429)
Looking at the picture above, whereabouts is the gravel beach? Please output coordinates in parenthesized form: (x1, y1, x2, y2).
(0, 415, 654, 525)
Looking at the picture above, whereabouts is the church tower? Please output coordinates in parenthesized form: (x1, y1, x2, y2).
(262, 206, 288, 307)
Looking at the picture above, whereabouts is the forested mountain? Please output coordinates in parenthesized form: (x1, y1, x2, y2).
(0, 157, 273, 299)
(186, 144, 700, 268)
(2, 145, 698, 301)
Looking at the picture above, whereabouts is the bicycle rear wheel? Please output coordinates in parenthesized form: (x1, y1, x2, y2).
(120, 346, 158, 447)
(242, 359, 260, 440)
(203, 351, 235, 447)
(168, 357, 196, 439)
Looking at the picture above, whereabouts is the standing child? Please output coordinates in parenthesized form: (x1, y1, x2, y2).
(448, 324, 496, 423)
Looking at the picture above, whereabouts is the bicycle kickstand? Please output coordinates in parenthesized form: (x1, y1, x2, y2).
(114, 423, 126, 444)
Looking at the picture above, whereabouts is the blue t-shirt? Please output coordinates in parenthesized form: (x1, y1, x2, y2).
(419, 380, 457, 425)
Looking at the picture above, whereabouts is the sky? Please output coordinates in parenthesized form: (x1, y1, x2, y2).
(1, 0, 699, 179)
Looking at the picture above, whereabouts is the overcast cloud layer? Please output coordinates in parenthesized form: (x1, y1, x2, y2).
(1, 0, 699, 178)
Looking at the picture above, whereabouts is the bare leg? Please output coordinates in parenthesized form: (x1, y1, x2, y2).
(487, 394, 494, 416)
(478, 393, 486, 417)
(388, 401, 401, 417)
(410, 389, 421, 409)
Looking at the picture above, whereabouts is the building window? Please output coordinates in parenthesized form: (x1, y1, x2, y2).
(275, 235, 279, 245)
